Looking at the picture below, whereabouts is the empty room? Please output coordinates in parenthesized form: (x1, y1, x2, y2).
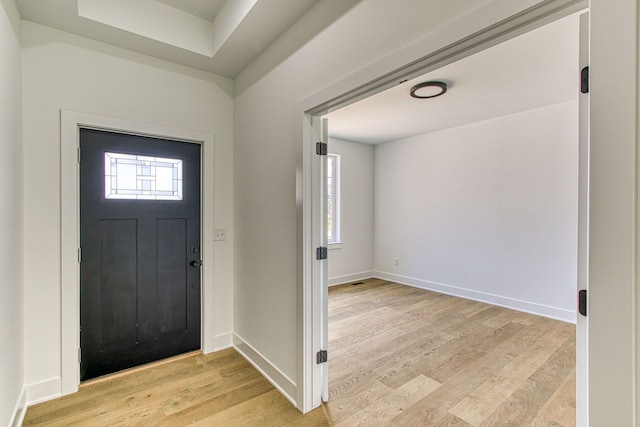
(322, 12, 580, 425)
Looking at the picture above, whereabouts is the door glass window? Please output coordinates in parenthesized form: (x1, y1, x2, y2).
(104, 152, 183, 200)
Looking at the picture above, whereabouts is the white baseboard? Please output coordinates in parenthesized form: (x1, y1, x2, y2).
(25, 377, 61, 406)
(232, 333, 297, 406)
(374, 271, 576, 324)
(211, 332, 233, 352)
(10, 387, 26, 427)
(328, 270, 374, 286)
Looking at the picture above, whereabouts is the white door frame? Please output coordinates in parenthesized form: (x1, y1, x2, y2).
(60, 110, 216, 395)
(297, 0, 589, 415)
(588, 0, 639, 424)
(575, 11, 589, 427)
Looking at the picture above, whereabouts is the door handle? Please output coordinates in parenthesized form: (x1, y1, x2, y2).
(190, 260, 202, 269)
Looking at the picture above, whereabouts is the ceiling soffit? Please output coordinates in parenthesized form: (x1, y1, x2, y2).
(16, 0, 321, 78)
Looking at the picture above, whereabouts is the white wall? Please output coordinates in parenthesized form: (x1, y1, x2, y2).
(0, 0, 24, 425)
(325, 103, 578, 320)
(374, 101, 578, 321)
(327, 137, 374, 285)
(234, 0, 548, 404)
(10, 0, 638, 422)
(21, 21, 234, 403)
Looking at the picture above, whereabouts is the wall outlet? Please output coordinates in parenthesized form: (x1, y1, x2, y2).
(394, 258, 399, 266)
(214, 228, 227, 241)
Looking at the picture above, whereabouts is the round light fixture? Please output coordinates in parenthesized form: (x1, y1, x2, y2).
(410, 81, 448, 99)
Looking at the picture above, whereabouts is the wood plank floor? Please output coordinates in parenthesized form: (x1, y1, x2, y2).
(324, 279, 575, 426)
(23, 278, 575, 426)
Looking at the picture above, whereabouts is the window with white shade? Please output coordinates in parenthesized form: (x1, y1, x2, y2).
(327, 153, 340, 244)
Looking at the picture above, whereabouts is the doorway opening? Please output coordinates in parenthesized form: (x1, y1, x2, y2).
(320, 13, 581, 425)
(299, 0, 588, 423)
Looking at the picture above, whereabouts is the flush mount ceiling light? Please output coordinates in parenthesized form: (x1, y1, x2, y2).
(410, 81, 448, 99)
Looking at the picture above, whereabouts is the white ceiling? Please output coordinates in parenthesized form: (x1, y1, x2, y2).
(326, 13, 580, 145)
(157, 0, 226, 22)
(14, 1, 580, 138)
(15, 0, 322, 78)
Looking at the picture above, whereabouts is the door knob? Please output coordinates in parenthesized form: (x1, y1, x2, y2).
(190, 260, 202, 269)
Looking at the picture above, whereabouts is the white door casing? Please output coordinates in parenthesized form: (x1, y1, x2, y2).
(588, 0, 638, 424)
(575, 11, 589, 427)
(60, 110, 215, 395)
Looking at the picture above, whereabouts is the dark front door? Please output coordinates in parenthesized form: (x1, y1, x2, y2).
(80, 128, 201, 380)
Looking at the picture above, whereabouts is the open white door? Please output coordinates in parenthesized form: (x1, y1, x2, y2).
(309, 115, 329, 406)
(576, 11, 589, 427)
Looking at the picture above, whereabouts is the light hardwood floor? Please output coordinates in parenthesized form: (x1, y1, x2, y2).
(324, 279, 575, 426)
(23, 278, 575, 426)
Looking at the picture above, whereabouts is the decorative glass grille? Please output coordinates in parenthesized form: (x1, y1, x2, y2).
(104, 152, 183, 200)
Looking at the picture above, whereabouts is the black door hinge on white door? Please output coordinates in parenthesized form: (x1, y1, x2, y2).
(580, 66, 589, 94)
(316, 350, 328, 364)
(316, 247, 328, 260)
(316, 142, 327, 155)
(578, 289, 587, 316)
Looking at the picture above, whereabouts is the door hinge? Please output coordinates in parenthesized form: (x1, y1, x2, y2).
(77, 147, 81, 163)
(316, 142, 327, 156)
(316, 247, 328, 260)
(580, 66, 589, 94)
(78, 248, 82, 263)
(316, 350, 328, 364)
(578, 289, 587, 316)
(78, 348, 81, 363)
